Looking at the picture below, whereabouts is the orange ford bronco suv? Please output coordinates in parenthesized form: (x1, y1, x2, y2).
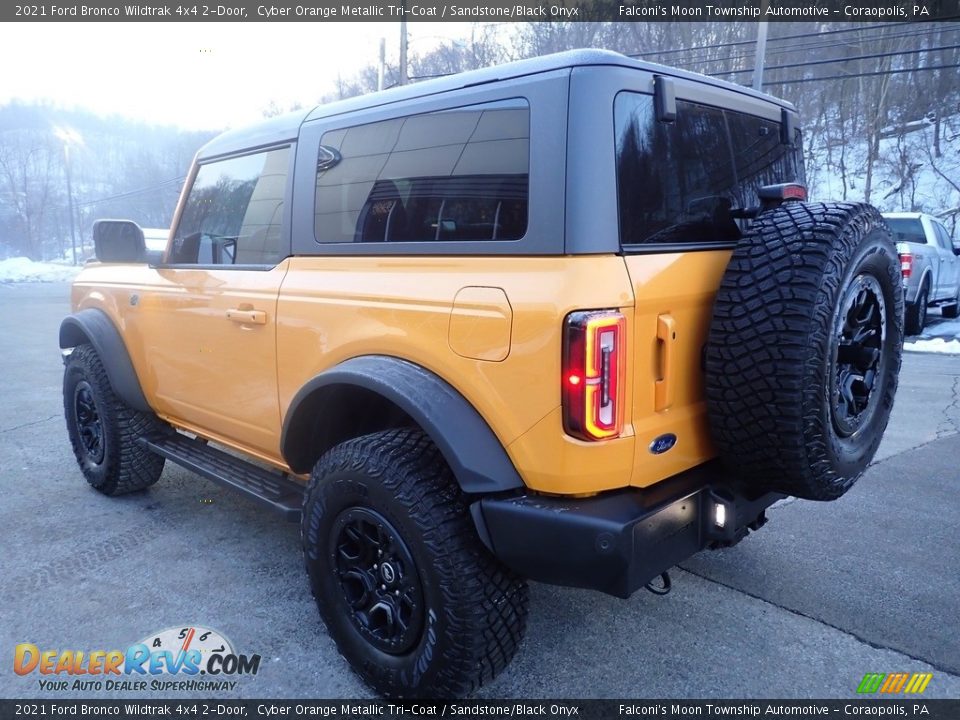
(60, 50, 903, 698)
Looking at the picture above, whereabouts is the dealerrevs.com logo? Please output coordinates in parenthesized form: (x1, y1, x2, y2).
(14, 626, 261, 692)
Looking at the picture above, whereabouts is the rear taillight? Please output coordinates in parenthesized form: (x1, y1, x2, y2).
(758, 183, 808, 202)
(562, 310, 626, 441)
(899, 251, 913, 279)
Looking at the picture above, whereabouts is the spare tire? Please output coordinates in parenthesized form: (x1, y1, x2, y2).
(705, 202, 903, 501)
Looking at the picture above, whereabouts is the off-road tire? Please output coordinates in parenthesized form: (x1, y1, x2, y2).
(905, 284, 929, 334)
(63, 344, 165, 495)
(302, 428, 529, 698)
(941, 287, 960, 320)
(706, 202, 903, 501)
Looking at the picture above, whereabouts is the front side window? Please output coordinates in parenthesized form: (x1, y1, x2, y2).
(615, 93, 804, 247)
(172, 147, 290, 266)
(314, 100, 529, 244)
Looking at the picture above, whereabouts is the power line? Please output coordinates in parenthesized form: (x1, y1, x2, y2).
(761, 62, 960, 86)
(77, 177, 184, 207)
(627, 21, 950, 58)
(709, 43, 960, 77)
(681, 25, 960, 67)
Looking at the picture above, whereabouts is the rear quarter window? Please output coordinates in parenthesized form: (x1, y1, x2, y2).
(314, 99, 529, 244)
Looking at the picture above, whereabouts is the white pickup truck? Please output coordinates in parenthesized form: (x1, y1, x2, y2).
(883, 212, 960, 334)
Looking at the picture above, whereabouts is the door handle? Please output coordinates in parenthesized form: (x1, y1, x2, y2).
(226, 307, 266, 325)
(655, 314, 676, 412)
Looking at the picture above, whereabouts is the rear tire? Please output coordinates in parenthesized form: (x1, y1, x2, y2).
(905, 285, 929, 334)
(706, 202, 903, 501)
(302, 428, 529, 698)
(63, 344, 165, 495)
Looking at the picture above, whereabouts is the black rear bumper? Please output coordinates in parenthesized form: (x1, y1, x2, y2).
(471, 462, 782, 598)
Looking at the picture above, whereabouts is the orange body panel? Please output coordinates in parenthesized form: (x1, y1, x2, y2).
(70, 250, 729, 495)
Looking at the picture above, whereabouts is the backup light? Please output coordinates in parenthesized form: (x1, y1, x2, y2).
(714, 502, 727, 529)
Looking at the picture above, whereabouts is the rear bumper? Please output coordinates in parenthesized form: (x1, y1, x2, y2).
(471, 462, 782, 598)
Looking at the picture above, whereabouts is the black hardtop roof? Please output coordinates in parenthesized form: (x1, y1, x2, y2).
(197, 48, 796, 161)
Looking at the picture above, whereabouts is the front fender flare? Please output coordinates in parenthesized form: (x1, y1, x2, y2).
(59, 308, 151, 413)
(281, 356, 524, 494)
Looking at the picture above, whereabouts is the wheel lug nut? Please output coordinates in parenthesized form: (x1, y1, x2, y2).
(373, 564, 378, 569)
(381, 584, 386, 591)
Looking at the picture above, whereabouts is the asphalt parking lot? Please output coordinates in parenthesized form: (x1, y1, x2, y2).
(1, 282, 958, 700)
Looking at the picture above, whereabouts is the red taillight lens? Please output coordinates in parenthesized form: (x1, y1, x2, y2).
(562, 310, 626, 441)
(899, 252, 913, 279)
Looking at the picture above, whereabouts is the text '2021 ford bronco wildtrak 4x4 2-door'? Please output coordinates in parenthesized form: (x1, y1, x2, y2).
(60, 50, 903, 698)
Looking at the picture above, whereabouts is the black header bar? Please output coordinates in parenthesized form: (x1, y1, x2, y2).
(2, 699, 960, 720)
(4, 0, 960, 22)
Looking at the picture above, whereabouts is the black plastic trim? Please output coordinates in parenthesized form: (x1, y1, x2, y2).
(654, 75, 677, 123)
(280, 355, 524, 495)
(474, 462, 782, 598)
(621, 240, 737, 255)
(59, 308, 151, 413)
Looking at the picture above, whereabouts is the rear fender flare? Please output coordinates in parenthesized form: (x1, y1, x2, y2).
(281, 356, 524, 495)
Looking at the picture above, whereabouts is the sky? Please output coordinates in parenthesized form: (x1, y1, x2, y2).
(0, 22, 480, 131)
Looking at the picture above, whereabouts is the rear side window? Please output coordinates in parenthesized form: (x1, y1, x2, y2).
(614, 92, 804, 248)
(314, 99, 529, 244)
(172, 147, 290, 266)
(934, 222, 954, 251)
(885, 218, 927, 245)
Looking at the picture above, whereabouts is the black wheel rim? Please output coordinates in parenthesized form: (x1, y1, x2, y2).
(330, 507, 424, 655)
(919, 291, 927, 330)
(74, 381, 105, 464)
(831, 274, 886, 438)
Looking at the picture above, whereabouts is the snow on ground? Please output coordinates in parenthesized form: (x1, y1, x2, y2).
(0, 257, 81, 283)
(904, 310, 960, 355)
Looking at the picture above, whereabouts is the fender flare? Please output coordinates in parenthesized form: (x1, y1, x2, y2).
(914, 267, 934, 304)
(281, 355, 524, 495)
(59, 308, 151, 413)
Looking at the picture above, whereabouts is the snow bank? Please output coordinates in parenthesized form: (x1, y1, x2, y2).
(0, 257, 81, 283)
(904, 313, 960, 356)
(905, 337, 960, 355)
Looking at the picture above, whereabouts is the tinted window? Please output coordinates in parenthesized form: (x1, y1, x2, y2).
(172, 147, 290, 265)
(314, 100, 529, 243)
(934, 222, 954, 251)
(885, 218, 927, 245)
(615, 93, 804, 247)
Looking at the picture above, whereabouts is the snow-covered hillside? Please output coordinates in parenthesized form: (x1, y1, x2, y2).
(806, 113, 960, 224)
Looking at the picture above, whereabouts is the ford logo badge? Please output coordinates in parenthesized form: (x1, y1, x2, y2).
(649, 433, 677, 455)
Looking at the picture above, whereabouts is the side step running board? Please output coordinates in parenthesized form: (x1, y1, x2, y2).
(138, 432, 304, 522)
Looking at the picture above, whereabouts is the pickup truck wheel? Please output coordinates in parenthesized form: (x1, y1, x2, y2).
(706, 202, 903, 501)
(302, 428, 529, 698)
(905, 284, 929, 334)
(63, 344, 165, 495)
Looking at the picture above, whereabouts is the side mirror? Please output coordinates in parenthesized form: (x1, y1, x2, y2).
(93, 219, 146, 263)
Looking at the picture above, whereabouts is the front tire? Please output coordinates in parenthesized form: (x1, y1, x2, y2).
(706, 202, 903, 501)
(63, 344, 165, 495)
(302, 428, 529, 698)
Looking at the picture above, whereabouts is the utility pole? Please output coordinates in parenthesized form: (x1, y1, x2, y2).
(399, 18, 408, 86)
(753, 0, 769, 91)
(378, 37, 386, 91)
(63, 142, 78, 265)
